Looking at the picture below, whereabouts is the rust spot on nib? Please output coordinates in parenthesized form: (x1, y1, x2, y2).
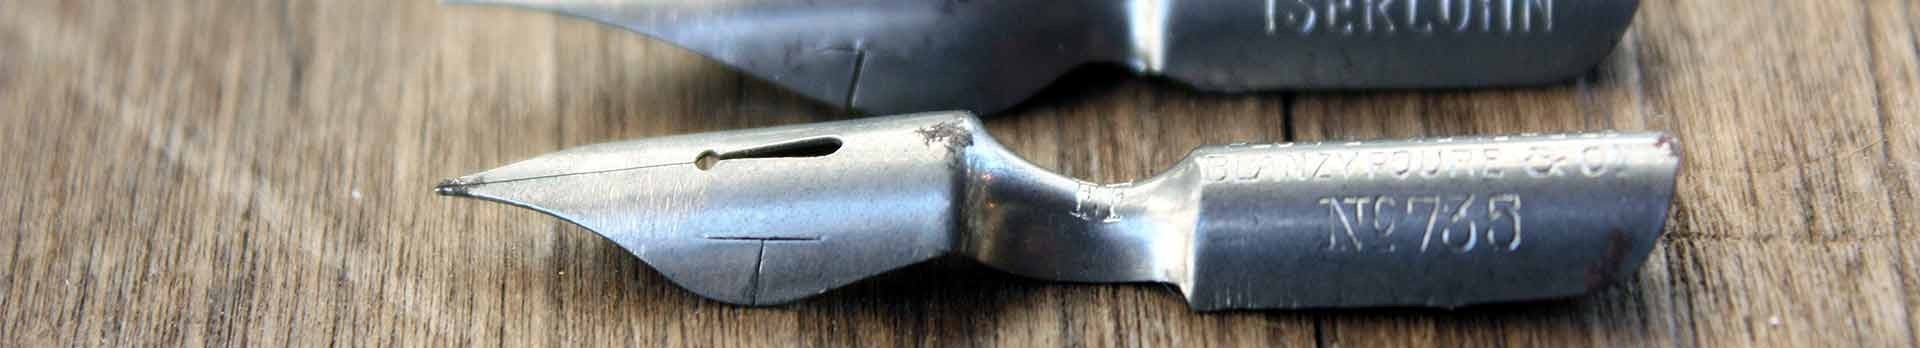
(1655, 134, 1682, 159)
(915, 121, 974, 149)
(1585, 228, 1634, 291)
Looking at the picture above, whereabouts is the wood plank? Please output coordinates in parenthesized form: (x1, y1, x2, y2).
(1632, 0, 1909, 345)
(1863, 0, 1920, 343)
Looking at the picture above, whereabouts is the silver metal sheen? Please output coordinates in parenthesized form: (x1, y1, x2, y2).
(446, 0, 1642, 115)
(436, 112, 1681, 310)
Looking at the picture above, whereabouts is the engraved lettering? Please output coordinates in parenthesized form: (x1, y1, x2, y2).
(1407, 0, 1433, 33)
(1390, 150, 1416, 179)
(1268, 0, 1552, 35)
(1411, 195, 1444, 251)
(1525, 0, 1551, 32)
(1485, 194, 1522, 250)
(1234, 154, 1265, 181)
(1416, 149, 1445, 178)
(1448, 148, 1477, 178)
(1072, 184, 1097, 220)
(1436, 194, 1478, 252)
(1280, 152, 1310, 180)
(1200, 155, 1231, 181)
(1319, 194, 1524, 254)
(1580, 145, 1613, 177)
(1371, 196, 1401, 251)
(1322, 197, 1364, 251)
(1205, 135, 1633, 183)
(1326, 0, 1358, 34)
(1445, 0, 1473, 32)
(1326, 195, 1421, 252)
(1072, 184, 1126, 223)
(1474, 0, 1494, 32)
(1365, 150, 1393, 179)
(1311, 152, 1339, 180)
(1267, 0, 1276, 33)
(1269, 0, 1318, 34)
(1524, 146, 1568, 178)
(1500, 0, 1515, 33)
(1338, 150, 1362, 179)
(1481, 148, 1505, 178)
(1367, 0, 1397, 34)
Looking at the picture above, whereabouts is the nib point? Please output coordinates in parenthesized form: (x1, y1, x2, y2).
(434, 179, 476, 197)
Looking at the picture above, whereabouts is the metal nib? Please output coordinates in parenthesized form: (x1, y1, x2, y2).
(445, 0, 1642, 115)
(437, 111, 1682, 310)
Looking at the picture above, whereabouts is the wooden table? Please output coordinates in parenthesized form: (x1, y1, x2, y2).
(1, 1, 1914, 346)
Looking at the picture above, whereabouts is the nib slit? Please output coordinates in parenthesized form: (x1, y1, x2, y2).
(434, 179, 476, 197)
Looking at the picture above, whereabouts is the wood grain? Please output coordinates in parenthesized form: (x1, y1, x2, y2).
(0, 0, 1914, 346)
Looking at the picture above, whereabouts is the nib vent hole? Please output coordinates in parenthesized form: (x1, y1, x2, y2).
(695, 151, 721, 170)
(695, 137, 843, 171)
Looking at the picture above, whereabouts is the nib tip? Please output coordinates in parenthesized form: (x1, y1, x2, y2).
(434, 178, 477, 197)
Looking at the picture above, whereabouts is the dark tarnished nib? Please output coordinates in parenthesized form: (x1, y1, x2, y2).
(436, 111, 1682, 310)
(444, 0, 1641, 115)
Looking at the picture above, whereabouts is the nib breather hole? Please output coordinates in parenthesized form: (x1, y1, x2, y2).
(695, 151, 722, 170)
(694, 137, 843, 171)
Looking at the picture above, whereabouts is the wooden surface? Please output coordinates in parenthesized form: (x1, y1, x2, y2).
(1, 0, 1915, 346)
